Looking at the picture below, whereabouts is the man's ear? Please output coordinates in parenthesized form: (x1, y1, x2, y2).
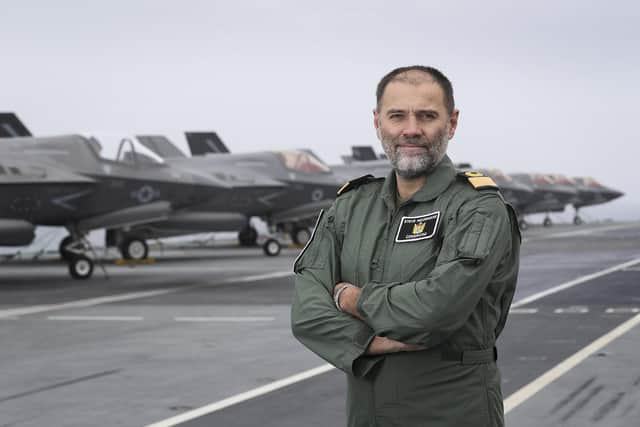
(373, 109, 382, 140)
(448, 109, 460, 139)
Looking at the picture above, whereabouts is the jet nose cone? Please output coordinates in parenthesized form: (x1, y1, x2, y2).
(604, 189, 624, 201)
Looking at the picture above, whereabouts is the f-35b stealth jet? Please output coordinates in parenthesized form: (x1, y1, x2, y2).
(128, 132, 341, 246)
(0, 113, 243, 278)
(335, 145, 623, 228)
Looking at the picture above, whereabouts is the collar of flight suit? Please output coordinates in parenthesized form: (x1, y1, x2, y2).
(380, 154, 457, 210)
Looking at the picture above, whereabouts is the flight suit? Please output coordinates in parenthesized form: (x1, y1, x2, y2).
(291, 155, 521, 427)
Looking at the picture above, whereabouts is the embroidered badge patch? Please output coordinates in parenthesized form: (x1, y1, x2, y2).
(395, 211, 440, 243)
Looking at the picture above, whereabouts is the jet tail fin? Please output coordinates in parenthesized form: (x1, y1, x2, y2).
(351, 146, 378, 161)
(136, 135, 186, 158)
(185, 132, 230, 156)
(0, 112, 32, 137)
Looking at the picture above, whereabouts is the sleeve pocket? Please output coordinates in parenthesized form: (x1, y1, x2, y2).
(456, 212, 497, 261)
(293, 210, 327, 273)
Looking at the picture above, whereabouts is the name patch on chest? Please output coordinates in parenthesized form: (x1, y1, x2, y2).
(395, 211, 440, 243)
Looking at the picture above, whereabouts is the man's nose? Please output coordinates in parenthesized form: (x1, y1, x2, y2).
(402, 115, 421, 138)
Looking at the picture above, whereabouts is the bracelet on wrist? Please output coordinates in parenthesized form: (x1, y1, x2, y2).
(334, 284, 354, 312)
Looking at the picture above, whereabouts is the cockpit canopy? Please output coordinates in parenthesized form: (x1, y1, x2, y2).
(276, 150, 331, 174)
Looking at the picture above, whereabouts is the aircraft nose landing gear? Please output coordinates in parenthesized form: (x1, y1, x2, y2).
(262, 238, 282, 257)
(59, 232, 107, 280)
(68, 255, 94, 280)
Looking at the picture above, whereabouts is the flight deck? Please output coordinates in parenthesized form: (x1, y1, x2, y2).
(1, 222, 639, 427)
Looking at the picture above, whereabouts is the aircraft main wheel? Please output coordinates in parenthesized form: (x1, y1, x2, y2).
(518, 220, 529, 231)
(68, 255, 94, 280)
(238, 226, 258, 247)
(263, 238, 281, 257)
(573, 216, 584, 225)
(121, 238, 148, 260)
(291, 227, 311, 246)
(59, 236, 74, 260)
(543, 217, 553, 227)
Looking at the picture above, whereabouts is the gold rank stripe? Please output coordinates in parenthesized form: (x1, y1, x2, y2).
(468, 176, 497, 189)
(337, 181, 351, 195)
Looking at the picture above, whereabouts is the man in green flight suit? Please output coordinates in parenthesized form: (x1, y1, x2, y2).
(291, 65, 521, 427)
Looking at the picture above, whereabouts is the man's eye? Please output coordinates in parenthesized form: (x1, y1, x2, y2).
(417, 112, 436, 121)
(389, 114, 404, 120)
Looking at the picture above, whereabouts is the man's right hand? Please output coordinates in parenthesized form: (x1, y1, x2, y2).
(365, 336, 426, 355)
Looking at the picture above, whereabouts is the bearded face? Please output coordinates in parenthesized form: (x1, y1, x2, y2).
(379, 124, 450, 178)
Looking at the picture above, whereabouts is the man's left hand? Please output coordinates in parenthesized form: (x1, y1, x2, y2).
(333, 282, 363, 320)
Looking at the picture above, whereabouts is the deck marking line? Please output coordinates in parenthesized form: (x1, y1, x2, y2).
(511, 257, 640, 308)
(143, 364, 334, 427)
(554, 306, 589, 314)
(48, 316, 144, 321)
(174, 316, 275, 322)
(0, 270, 293, 319)
(605, 307, 640, 314)
(509, 308, 539, 314)
(504, 312, 640, 414)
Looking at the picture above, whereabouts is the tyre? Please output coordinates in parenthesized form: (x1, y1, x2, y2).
(543, 217, 552, 227)
(291, 227, 311, 246)
(68, 255, 94, 280)
(263, 238, 281, 257)
(518, 220, 529, 231)
(121, 238, 148, 260)
(573, 216, 584, 225)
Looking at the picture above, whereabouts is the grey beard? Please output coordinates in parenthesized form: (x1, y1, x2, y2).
(381, 130, 449, 179)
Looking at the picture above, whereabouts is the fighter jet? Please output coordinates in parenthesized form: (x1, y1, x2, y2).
(332, 146, 535, 220)
(0, 117, 237, 278)
(334, 145, 622, 229)
(129, 132, 342, 246)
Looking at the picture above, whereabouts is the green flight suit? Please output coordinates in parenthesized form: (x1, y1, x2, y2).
(291, 155, 521, 427)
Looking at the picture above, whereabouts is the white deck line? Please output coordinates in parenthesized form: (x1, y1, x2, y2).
(143, 256, 640, 427)
(48, 316, 144, 321)
(173, 316, 275, 322)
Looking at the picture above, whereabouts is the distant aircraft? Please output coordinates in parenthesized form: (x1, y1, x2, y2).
(332, 146, 535, 220)
(0, 113, 242, 278)
(132, 132, 342, 246)
(334, 145, 623, 229)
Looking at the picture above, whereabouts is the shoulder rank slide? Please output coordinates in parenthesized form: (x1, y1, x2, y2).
(458, 170, 499, 190)
(337, 174, 376, 196)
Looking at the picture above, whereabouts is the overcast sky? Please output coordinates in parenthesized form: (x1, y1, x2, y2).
(2, 0, 639, 221)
